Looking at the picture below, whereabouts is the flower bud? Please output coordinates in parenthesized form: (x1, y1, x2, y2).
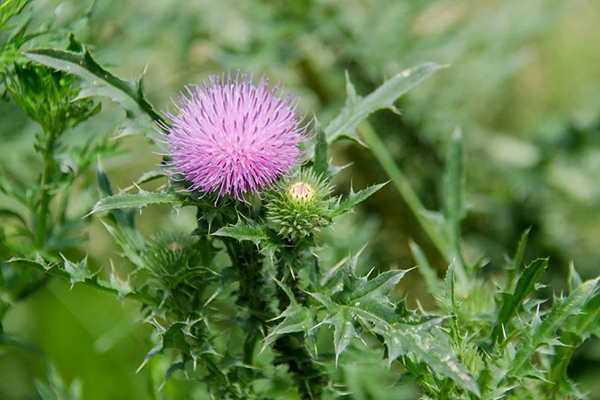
(142, 232, 202, 286)
(266, 170, 333, 241)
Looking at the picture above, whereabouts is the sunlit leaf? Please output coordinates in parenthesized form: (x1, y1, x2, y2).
(331, 182, 387, 218)
(91, 189, 182, 214)
(324, 63, 442, 144)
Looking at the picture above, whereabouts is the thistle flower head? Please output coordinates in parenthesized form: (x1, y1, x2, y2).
(164, 71, 308, 201)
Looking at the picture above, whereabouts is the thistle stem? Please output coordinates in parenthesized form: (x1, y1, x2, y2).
(35, 128, 59, 248)
(274, 253, 323, 400)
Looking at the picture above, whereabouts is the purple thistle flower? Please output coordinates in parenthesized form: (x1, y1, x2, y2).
(163, 71, 308, 201)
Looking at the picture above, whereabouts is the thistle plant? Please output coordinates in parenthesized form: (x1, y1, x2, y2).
(1, 3, 599, 400)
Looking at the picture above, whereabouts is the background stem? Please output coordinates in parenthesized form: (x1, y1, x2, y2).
(358, 121, 451, 262)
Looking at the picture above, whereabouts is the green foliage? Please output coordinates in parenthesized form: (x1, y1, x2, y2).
(213, 218, 270, 246)
(330, 182, 387, 218)
(324, 63, 442, 144)
(491, 258, 548, 343)
(7, 62, 99, 135)
(35, 361, 82, 400)
(1, 3, 599, 400)
(91, 189, 183, 214)
(25, 43, 165, 128)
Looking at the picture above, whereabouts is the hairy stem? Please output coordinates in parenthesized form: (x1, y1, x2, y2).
(35, 128, 59, 248)
(274, 252, 323, 400)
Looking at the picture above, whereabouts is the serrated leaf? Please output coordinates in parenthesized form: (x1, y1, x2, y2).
(444, 262, 456, 314)
(509, 277, 600, 376)
(213, 219, 269, 246)
(10, 257, 156, 306)
(324, 63, 441, 143)
(564, 291, 600, 339)
(329, 308, 359, 364)
(376, 324, 480, 396)
(312, 251, 478, 394)
(25, 47, 165, 127)
(505, 228, 531, 292)
(91, 190, 182, 214)
(492, 258, 548, 342)
(264, 305, 313, 348)
(331, 182, 386, 218)
(60, 255, 95, 286)
(264, 278, 314, 347)
(310, 251, 408, 361)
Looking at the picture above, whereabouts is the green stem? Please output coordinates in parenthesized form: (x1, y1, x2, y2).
(35, 128, 59, 248)
(358, 121, 450, 262)
(273, 253, 323, 400)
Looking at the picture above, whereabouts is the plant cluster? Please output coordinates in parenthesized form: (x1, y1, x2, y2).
(0, 2, 599, 400)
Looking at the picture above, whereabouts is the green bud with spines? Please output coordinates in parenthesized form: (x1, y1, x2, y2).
(141, 232, 203, 287)
(266, 169, 334, 241)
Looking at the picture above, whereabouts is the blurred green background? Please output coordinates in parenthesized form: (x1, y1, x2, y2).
(1, 0, 600, 399)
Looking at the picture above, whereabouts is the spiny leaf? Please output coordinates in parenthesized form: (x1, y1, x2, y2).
(60, 255, 95, 286)
(95, 163, 147, 268)
(310, 252, 408, 362)
(10, 257, 156, 305)
(263, 305, 313, 348)
(444, 262, 456, 314)
(376, 324, 481, 396)
(213, 219, 269, 246)
(331, 182, 387, 218)
(492, 258, 548, 343)
(564, 291, 600, 339)
(505, 228, 531, 292)
(313, 252, 478, 394)
(25, 45, 166, 133)
(328, 308, 359, 364)
(91, 190, 182, 214)
(324, 63, 442, 144)
(509, 277, 599, 376)
(263, 278, 314, 347)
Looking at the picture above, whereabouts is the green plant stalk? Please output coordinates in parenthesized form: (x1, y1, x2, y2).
(35, 127, 59, 248)
(274, 250, 323, 400)
(358, 121, 450, 261)
(221, 237, 265, 394)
